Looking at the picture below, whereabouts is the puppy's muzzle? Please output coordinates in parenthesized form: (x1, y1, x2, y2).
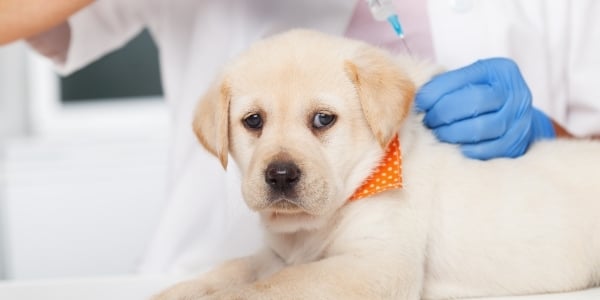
(265, 161, 301, 196)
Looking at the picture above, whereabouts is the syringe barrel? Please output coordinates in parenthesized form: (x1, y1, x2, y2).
(366, 0, 397, 21)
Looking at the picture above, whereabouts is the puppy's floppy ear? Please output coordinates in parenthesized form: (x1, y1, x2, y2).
(192, 77, 231, 169)
(345, 46, 415, 148)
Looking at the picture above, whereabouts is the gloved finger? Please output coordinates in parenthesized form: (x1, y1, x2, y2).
(460, 117, 531, 160)
(432, 111, 509, 144)
(415, 60, 492, 111)
(423, 84, 505, 128)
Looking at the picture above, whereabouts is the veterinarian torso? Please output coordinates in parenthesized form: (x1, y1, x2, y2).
(51, 0, 600, 274)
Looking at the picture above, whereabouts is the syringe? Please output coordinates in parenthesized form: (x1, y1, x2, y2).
(365, 0, 412, 54)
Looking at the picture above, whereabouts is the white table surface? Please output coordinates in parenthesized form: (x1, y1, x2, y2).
(0, 276, 178, 300)
(0, 275, 598, 300)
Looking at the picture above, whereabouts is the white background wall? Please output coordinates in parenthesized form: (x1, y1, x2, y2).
(0, 43, 29, 139)
(2, 131, 168, 279)
(0, 42, 30, 280)
(0, 44, 170, 280)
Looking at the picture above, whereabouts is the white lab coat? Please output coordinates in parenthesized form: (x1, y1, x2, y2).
(55, 0, 600, 274)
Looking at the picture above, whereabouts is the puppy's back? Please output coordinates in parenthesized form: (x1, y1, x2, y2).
(420, 137, 600, 298)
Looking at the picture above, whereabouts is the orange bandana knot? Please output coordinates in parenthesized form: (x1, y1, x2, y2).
(349, 134, 402, 201)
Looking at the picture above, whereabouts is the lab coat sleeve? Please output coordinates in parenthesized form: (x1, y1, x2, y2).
(55, 0, 148, 75)
(563, 1, 600, 137)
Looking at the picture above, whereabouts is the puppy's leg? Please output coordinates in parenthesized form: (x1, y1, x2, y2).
(208, 199, 429, 300)
(207, 255, 422, 300)
(152, 250, 284, 300)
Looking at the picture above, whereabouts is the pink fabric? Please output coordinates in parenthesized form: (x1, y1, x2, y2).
(345, 0, 434, 60)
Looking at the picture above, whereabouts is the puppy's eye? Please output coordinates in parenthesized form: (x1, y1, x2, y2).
(312, 112, 336, 129)
(243, 113, 263, 129)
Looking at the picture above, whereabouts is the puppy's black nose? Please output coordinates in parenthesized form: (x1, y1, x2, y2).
(265, 161, 301, 192)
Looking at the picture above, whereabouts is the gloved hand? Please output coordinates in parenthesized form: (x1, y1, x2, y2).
(415, 58, 555, 160)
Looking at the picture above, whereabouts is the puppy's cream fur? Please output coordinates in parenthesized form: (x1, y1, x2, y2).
(156, 30, 600, 300)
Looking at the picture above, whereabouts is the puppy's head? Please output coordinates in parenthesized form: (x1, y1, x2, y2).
(194, 30, 415, 233)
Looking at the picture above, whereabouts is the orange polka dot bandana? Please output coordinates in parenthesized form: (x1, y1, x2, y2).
(348, 134, 402, 201)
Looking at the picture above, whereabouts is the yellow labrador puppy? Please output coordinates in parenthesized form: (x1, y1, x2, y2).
(155, 30, 600, 299)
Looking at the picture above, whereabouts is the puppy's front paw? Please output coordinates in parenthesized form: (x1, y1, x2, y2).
(152, 279, 217, 300)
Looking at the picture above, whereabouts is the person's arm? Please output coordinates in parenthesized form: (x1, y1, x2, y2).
(3, 0, 147, 75)
(552, 121, 572, 138)
(552, 121, 600, 140)
(0, 0, 93, 45)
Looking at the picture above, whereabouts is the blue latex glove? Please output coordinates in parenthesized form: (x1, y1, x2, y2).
(415, 58, 555, 160)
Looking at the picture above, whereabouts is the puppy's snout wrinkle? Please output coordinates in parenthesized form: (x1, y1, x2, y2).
(265, 161, 301, 193)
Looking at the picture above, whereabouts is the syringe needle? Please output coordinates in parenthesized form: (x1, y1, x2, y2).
(400, 38, 413, 56)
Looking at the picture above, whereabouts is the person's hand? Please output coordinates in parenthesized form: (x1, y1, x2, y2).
(415, 58, 556, 160)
